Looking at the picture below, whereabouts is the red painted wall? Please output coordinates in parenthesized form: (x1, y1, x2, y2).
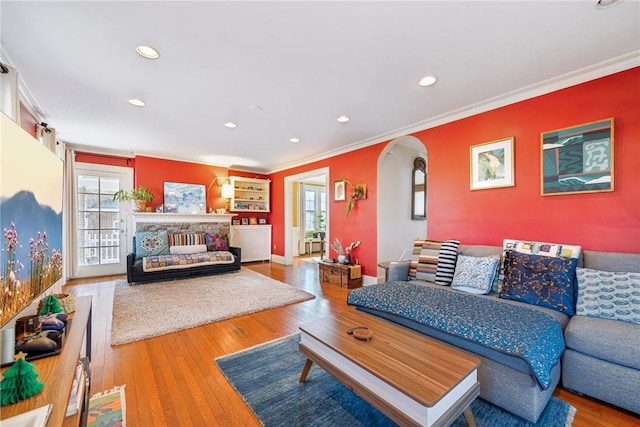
(134, 156, 270, 220)
(269, 144, 383, 277)
(135, 156, 229, 213)
(268, 67, 640, 279)
(19, 102, 37, 138)
(414, 67, 640, 253)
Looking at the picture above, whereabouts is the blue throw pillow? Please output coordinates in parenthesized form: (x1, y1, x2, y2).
(576, 267, 640, 325)
(135, 231, 169, 260)
(451, 255, 500, 295)
(499, 251, 578, 315)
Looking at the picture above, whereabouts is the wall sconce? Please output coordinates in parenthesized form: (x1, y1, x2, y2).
(208, 176, 234, 212)
(221, 182, 234, 199)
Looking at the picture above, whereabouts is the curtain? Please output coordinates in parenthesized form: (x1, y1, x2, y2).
(63, 145, 78, 279)
(0, 62, 20, 122)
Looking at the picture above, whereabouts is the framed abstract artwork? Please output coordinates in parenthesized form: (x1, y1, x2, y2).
(470, 137, 514, 190)
(541, 118, 614, 196)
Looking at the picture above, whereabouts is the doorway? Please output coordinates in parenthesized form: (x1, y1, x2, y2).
(283, 167, 330, 265)
(377, 136, 427, 280)
(73, 163, 133, 278)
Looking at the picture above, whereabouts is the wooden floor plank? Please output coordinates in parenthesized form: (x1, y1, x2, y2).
(64, 258, 640, 427)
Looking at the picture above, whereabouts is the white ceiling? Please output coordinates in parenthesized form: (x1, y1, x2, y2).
(2, 1, 639, 173)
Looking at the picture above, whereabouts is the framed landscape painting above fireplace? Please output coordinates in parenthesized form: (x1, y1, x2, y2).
(164, 182, 207, 214)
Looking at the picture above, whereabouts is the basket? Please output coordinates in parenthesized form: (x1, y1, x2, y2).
(38, 293, 76, 314)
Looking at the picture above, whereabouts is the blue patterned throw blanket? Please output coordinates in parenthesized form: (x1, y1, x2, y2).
(347, 282, 565, 390)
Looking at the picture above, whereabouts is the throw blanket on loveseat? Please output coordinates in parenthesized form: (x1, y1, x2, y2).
(347, 282, 565, 389)
(143, 251, 235, 272)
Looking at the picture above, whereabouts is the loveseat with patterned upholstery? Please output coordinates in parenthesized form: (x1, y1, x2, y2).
(126, 230, 241, 285)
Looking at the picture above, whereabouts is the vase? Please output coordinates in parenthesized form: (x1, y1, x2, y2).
(337, 255, 346, 264)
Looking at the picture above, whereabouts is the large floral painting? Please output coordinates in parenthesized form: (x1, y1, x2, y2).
(0, 113, 63, 326)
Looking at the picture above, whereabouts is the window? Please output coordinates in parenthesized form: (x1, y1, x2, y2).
(77, 175, 121, 266)
(303, 185, 326, 237)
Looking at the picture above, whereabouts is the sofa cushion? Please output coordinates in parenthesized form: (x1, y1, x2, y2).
(451, 255, 499, 295)
(170, 244, 208, 255)
(582, 250, 640, 273)
(565, 315, 640, 370)
(435, 240, 460, 286)
(168, 233, 206, 246)
(498, 238, 582, 293)
(135, 231, 170, 260)
(575, 267, 640, 325)
(408, 239, 459, 285)
(206, 232, 229, 251)
(500, 251, 578, 315)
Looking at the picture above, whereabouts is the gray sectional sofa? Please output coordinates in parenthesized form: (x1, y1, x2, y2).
(561, 250, 640, 415)
(352, 243, 639, 422)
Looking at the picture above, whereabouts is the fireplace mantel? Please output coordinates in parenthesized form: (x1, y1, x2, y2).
(131, 212, 235, 225)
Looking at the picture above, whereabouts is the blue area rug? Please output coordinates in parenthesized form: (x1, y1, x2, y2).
(215, 333, 575, 427)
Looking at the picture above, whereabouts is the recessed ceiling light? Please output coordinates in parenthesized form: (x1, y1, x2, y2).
(128, 98, 146, 107)
(595, 0, 624, 8)
(289, 137, 300, 143)
(224, 122, 237, 129)
(418, 75, 437, 87)
(136, 45, 160, 59)
(337, 115, 350, 123)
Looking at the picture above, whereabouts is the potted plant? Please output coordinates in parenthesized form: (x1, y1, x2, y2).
(113, 186, 155, 212)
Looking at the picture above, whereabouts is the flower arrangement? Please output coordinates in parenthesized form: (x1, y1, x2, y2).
(330, 238, 344, 256)
(330, 238, 361, 264)
(345, 240, 361, 254)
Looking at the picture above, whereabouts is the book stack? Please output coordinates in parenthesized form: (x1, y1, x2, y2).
(66, 359, 87, 417)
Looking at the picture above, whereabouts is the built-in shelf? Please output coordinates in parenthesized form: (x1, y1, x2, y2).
(230, 177, 270, 212)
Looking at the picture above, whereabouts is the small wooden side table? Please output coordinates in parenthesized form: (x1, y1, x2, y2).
(318, 261, 362, 288)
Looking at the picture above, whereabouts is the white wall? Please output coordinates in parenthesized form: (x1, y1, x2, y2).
(377, 137, 426, 281)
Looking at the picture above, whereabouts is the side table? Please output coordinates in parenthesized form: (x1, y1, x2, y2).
(318, 261, 362, 288)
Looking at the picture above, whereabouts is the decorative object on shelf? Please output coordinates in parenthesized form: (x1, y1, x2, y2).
(38, 294, 63, 315)
(163, 182, 206, 214)
(331, 238, 344, 258)
(345, 241, 361, 265)
(334, 180, 346, 201)
(258, 218, 267, 224)
(0, 351, 45, 406)
(113, 186, 155, 212)
(241, 217, 249, 225)
(249, 217, 258, 225)
(541, 118, 614, 195)
(470, 137, 515, 190)
(342, 180, 367, 215)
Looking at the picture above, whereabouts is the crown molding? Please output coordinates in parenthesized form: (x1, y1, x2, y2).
(268, 50, 640, 174)
(0, 47, 47, 123)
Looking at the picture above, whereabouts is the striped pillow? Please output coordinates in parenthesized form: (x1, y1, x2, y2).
(168, 233, 206, 247)
(435, 240, 460, 286)
(408, 239, 460, 285)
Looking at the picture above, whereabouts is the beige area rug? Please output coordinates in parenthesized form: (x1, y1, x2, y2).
(110, 269, 315, 345)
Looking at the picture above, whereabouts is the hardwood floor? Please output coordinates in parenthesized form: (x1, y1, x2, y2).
(64, 259, 639, 427)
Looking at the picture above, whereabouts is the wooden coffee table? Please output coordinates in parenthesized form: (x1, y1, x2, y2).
(299, 310, 480, 427)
